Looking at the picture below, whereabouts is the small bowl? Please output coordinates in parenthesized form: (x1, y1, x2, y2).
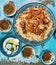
(40, 50, 55, 65)
(0, 35, 22, 57)
(3, 1, 17, 16)
(21, 45, 35, 60)
(0, 18, 12, 33)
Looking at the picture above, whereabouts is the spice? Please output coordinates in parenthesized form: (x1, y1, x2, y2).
(3, 3, 15, 15)
(0, 19, 10, 31)
(22, 47, 33, 59)
(42, 51, 52, 61)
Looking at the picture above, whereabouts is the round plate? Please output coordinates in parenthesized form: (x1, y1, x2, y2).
(13, 2, 56, 45)
(0, 34, 22, 57)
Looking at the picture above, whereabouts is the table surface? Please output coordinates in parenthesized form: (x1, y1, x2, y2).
(0, 0, 56, 64)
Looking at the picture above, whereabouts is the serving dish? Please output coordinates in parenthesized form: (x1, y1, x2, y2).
(13, 2, 56, 45)
(0, 35, 22, 57)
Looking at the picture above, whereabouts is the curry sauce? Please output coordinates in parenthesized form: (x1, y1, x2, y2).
(0, 19, 10, 31)
(42, 51, 52, 61)
(22, 47, 33, 59)
(3, 3, 15, 15)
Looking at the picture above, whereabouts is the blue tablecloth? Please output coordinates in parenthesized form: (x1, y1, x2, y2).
(0, 0, 56, 64)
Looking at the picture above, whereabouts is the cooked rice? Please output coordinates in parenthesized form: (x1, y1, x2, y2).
(15, 6, 53, 41)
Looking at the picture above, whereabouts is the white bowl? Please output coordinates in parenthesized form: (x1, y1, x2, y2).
(21, 46, 35, 60)
(41, 51, 55, 65)
(2, 1, 17, 16)
(0, 18, 12, 33)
